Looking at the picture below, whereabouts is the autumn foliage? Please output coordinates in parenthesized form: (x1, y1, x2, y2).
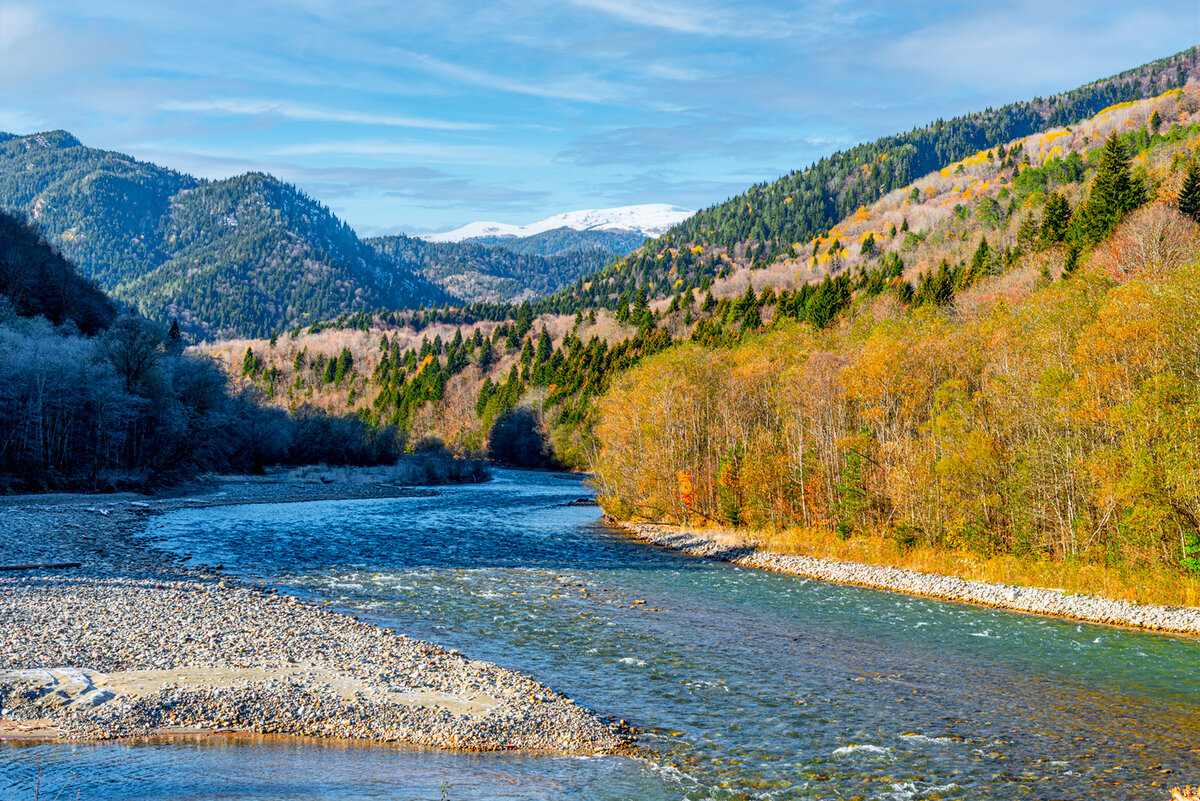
(595, 242, 1200, 573)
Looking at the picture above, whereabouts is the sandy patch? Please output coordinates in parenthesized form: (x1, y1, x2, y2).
(2, 665, 502, 720)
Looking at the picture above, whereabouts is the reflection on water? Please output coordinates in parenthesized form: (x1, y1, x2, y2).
(4, 470, 1198, 800)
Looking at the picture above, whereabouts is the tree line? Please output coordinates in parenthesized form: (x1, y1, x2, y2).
(0, 214, 405, 491)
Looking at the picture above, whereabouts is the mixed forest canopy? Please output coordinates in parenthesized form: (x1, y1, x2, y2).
(213, 78, 1200, 564)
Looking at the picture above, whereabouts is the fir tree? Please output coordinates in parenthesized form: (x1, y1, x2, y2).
(1016, 211, 1039, 250)
(478, 336, 494, 371)
(968, 235, 991, 284)
(1178, 160, 1200, 224)
(1039, 191, 1072, 247)
(333, 347, 353, 386)
(1062, 241, 1081, 279)
(166, 319, 183, 354)
(1072, 134, 1146, 246)
(535, 327, 552, 364)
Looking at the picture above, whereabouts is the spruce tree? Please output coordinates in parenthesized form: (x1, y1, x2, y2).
(1178, 160, 1200, 224)
(333, 347, 353, 386)
(1073, 134, 1146, 246)
(1038, 192, 1072, 247)
(535, 328, 552, 364)
(968, 235, 991, 284)
(1016, 211, 1039, 250)
(478, 336, 494, 371)
(166, 319, 183, 354)
(1062, 242, 1081, 279)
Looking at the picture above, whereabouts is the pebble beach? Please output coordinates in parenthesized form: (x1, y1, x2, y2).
(620, 523, 1200, 637)
(0, 472, 630, 754)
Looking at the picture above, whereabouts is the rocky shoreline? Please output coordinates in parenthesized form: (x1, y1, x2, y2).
(0, 474, 630, 754)
(620, 523, 1200, 637)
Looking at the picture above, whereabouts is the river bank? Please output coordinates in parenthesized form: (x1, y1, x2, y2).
(0, 470, 629, 754)
(619, 522, 1200, 637)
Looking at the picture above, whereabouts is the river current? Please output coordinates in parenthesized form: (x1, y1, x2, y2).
(4, 470, 1198, 800)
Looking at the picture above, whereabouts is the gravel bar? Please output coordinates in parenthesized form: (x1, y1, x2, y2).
(620, 523, 1200, 637)
(0, 477, 631, 753)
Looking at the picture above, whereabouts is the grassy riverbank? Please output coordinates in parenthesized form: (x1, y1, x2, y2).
(751, 524, 1200, 610)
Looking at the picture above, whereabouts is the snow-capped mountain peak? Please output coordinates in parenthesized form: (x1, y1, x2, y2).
(423, 204, 693, 243)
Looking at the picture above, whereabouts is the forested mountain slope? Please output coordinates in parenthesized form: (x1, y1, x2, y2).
(0, 133, 449, 338)
(207, 84, 1200, 483)
(0, 134, 622, 337)
(0, 209, 116, 334)
(548, 47, 1199, 310)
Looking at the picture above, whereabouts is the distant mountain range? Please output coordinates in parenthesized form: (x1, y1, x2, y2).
(422, 204, 694, 244)
(0, 133, 664, 337)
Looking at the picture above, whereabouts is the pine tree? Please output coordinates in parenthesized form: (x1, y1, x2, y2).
(333, 347, 353, 386)
(535, 327, 552, 364)
(1061, 241, 1081, 279)
(967, 236, 991, 285)
(1179, 160, 1200, 224)
(166, 319, 183, 354)
(1072, 134, 1146, 246)
(1149, 109, 1162, 134)
(1039, 191, 1072, 247)
(478, 336, 494, 370)
(1016, 211, 1039, 250)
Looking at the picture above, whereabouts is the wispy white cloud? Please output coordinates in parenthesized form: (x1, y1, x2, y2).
(0, 107, 46, 134)
(566, 0, 725, 35)
(5, 0, 1194, 232)
(271, 139, 548, 166)
(0, 3, 42, 48)
(401, 49, 624, 104)
(878, 1, 1190, 98)
(159, 98, 492, 131)
(565, 0, 827, 39)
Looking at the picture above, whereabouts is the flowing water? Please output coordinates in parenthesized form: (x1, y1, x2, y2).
(4, 470, 1198, 800)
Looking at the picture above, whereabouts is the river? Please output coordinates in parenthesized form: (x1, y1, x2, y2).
(4, 469, 1198, 800)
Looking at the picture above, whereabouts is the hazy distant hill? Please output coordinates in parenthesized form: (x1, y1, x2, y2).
(466, 226, 648, 257)
(366, 234, 612, 304)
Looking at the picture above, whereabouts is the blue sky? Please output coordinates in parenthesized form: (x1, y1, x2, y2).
(1, 1, 1196, 235)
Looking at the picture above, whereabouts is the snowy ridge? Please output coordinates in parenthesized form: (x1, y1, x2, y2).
(423, 204, 694, 243)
